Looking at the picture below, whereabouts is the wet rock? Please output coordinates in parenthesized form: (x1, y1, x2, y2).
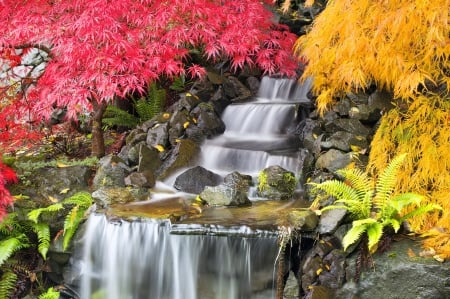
(168, 109, 191, 145)
(315, 149, 355, 172)
(125, 129, 147, 146)
(124, 171, 155, 188)
(199, 184, 251, 207)
(93, 155, 130, 189)
(257, 165, 297, 200)
(209, 86, 231, 115)
(324, 118, 370, 136)
(320, 131, 355, 152)
(190, 102, 225, 137)
(92, 186, 147, 207)
(294, 119, 323, 156)
(304, 285, 333, 299)
(319, 208, 348, 234)
(137, 144, 162, 172)
(318, 249, 347, 289)
(246, 76, 260, 95)
(283, 271, 300, 299)
(287, 210, 319, 232)
(223, 171, 253, 192)
(156, 139, 200, 180)
(173, 166, 222, 194)
(222, 75, 252, 102)
(146, 122, 169, 148)
(335, 238, 450, 299)
(176, 92, 201, 111)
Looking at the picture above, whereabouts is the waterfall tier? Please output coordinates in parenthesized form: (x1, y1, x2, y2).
(79, 214, 279, 299)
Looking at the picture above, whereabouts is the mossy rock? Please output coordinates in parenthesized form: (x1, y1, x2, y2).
(257, 165, 297, 200)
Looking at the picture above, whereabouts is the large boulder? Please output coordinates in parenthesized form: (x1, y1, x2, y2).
(92, 155, 130, 189)
(173, 166, 222, 194)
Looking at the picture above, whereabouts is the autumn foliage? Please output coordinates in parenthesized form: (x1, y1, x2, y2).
(0, 0, 298, 124)
(0, 160, 17, 220)
(296, 0, 450, 257)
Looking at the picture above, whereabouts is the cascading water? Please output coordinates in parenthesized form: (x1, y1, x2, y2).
(75, 77, 312, 299)
(198, 76, 312, 177)
(79, 214, 279, 299)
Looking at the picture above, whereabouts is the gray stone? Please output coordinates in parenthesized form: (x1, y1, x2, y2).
(257, 165, 297, 200)
(156, 139, 200, 180)
(324, 118, 370, 136)
(173, 166, 222, 194)
(92, 187, 136, 207)
(319, 208, 348, 234)
(146, 122, 169, 148)
(124, 171, 155, 188)
(92, 155, 130, 189)
(199, 184, 251, 206)
(320, 131, 355, 152)
(138, 144, 162, 173)
(222, 75, 252, 102)
(315, 149, 354, 172)
(335, 239, 450, 299)
(287, 210, 319, 231)
(223, 171, 253, 192)
(190, 102, 225, 137)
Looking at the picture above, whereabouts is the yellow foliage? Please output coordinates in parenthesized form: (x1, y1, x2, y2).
(296, 0, 450, 257)
(295, 0, 449, 104)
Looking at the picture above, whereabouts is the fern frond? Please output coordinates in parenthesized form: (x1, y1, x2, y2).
(342, 222, 369, 251)
(63, 206, 86, 251)
(336, 168, 373, 197)
(400, 204, 442, 222)
(0, 270, 17, 299)
(62, 191, 93, 208)
(31, 222, 50, 260)
(366, 222, 383, 254)
(382, 218, 401, 233)
(102, 105, 139, 129)
(27, 203, 64, 223)
(38, 287, 60, 299)
(387, 193, 424, 214)
(0, 212, 20, 235)
(0, 234, 30, 266)
(373, 153, 407, 210)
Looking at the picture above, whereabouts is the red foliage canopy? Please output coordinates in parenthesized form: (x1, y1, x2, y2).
(0, 0, 299, 124)
(0, 160, 17, 220)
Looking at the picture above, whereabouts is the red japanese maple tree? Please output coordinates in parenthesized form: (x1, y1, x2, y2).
(0, 0, 299, 157)
(0, 159, 17, 219)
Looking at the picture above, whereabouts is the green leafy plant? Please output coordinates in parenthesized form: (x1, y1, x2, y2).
(38, 287, 60, 299)
(311, 153, 441, 253)
(102, 82, 166, 130)
(0, 191, 93, 297)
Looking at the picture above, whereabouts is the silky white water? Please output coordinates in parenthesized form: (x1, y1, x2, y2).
(79, 214, 279, 299)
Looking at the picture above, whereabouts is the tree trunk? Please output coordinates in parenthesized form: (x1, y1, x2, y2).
(91, 100, 107, 157)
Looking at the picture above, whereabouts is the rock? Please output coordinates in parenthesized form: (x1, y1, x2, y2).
(246, 76, 260, 95)
(173, 166, 222, 194)
(199, 184, 251, 206)
(294, 119, 323, 156)
(315, 149, 355, 172)
(156, 139, 200, 180)
(190, 102, 225, 137)
(222, 75, 252, 102)
(257, 165, 297, 200)
(137, 144, 162, 172)
(287, 210, 319, 232)
(146, 122, 169, 148)
(324, 118, 371, 136)
(320, 131, 355, 152)
(304, 285, 333, 299)
(319, 208, 348, 234)
(223, 171, 253, 192)
(92, 187, 145, 207)
(92, 155, 130, 189)
(335, 238, 450, 299)
(124, 171, 155, 188)
(318, 249, 347, 289)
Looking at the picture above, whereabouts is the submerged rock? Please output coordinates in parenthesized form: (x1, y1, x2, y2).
(257, 165, 297, 200)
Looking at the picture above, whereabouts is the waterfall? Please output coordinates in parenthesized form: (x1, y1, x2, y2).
(79, 214, 279, 299)
(197, 76, 312, 177)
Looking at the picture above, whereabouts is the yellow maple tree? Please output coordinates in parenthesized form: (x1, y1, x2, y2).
(295, 0, 450, 257)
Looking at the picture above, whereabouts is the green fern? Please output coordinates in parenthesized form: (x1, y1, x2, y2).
(31, 222, 51, 260)
(102, 82, 166, 129)
(27, 203, 64, 223)
(62, 191, 93, 251)
(38, 287, 60, 299)
(311, 153, 441, 254)
(0, 234, 30, 266)
(0, 270, 17, 299)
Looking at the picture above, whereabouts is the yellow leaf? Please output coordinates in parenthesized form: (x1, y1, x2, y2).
(316, 268, 323, 276)
(56, 162, 70, 168)
(13, 194, 30, 201)
(163, 113, 170, 119)
(183, 121, 190, 129)
(48, 196, 59, 203)
(60, 188, 70, 194)
(154, 144, 165, 152)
